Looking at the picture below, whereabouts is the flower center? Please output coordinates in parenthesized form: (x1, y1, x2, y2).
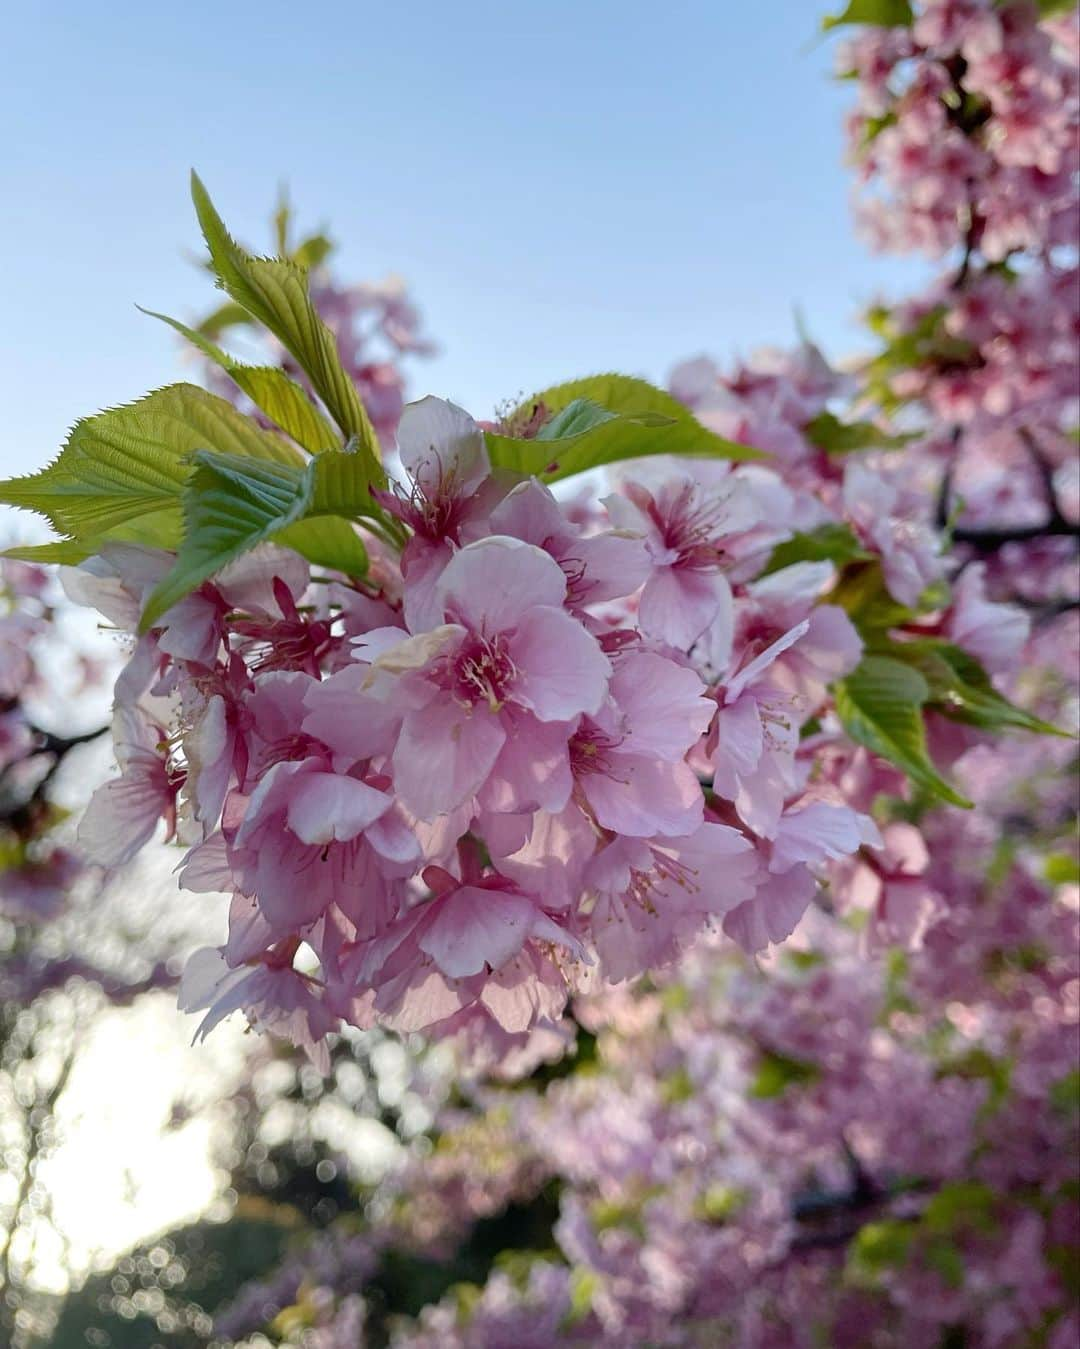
(569, 722, 625, 778)
(447, 633, 516, 711)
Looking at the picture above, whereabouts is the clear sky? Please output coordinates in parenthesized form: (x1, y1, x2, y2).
(2, 0, 930, 478)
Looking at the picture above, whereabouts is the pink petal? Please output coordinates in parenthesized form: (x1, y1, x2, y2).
(639, 567, 731, 652)
(582, 754, 703, 838)
(437, 537, 566, 632)
(480, 711, 574, 814)
(711, 694, 763, 798)
(286, 772, 393, 845)
(302, 665, 402, 766)
(397, 396, 489, 497)
(418, 886, 536, 977)
(510, 606, 610, 721)
(769, 802, 872, 874)
(394, 700, 506, 819)
(723, 866, 817, 952)
(401, 538, 455, 635)
(78, 771, 167, 867)
(612, 650, 713, 758)
(725, 619, 811, 702)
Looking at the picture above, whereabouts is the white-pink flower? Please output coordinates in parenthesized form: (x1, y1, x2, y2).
(78, 704, 181, 867)
(373, 536, 611, 820)
(604, 475, 760, 652)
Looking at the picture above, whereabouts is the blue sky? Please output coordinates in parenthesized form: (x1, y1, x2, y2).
(2, 0, 929, 478)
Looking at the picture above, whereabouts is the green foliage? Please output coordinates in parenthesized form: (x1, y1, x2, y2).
(863, 306, 976, 413)
(830, 560, 916, 634)
(190, 171, 383, 484)
(823, 0, 913, 29)
(846, 1220, 915, 1284)
(196, 298, 255, 339)
(1049, 1069, 1080, 1115)
(141, 447, 370, 627)
(562, 1266, 601, 1329)
(936, 1048, 1013, 1113)
(0, 383, 295, 544)
(884, 638, 1069, 738)
(693, 1186, 747, 1225)
(3, 538, 98, 564)
(485, 375, 763, 481)
(834, 656, 973, 808)
(1045, 853, 1080, 885)
(803, 410, 916, 454)
(749, 1050, 820, 1098)
(139, 308, 339, 454)
(141, 452, 310, 626)
(763, 523, 872, 574)
(861, 111, 898, 146)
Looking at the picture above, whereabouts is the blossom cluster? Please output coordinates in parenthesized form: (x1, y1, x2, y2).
(64, 380, 980, 1069)
(839, 0, 1078, 260)
(838, 0, 1078, 577)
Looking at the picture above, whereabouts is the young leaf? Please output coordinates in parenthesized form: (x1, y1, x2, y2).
(190, 171, 383, 483)
(763, 523, 872, 574)
(887, 639, 1070, 737)
(834, 655, 972, 807)
(830, 561, 917, 635)
(486, 375, 762, 481)
(139, 309, 339, 455)
(141, 452, 309, 627)
(293, 232, 334, 270)
(306, 447, 378, 516)
(823, 0, 913, 30)
(197, 300, 256, 340)
(0, 384, 297, 543)
(139, 443, 373, 627)
(3, 539, 96, 565)
(804, 410, 916, 454)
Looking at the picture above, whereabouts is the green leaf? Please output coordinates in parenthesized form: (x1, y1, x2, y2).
(307, 446, 378, 516)
(1045, 854, 1080, 885)
(0, 384, 297, 542)
(936, 1048, 1012, 1111)
(749, 1051, 820, 1099)
(293, 232, 334, 270)
(834, 655, 972, 807)
(486, 376, 763, 481)
(1035, 0, 1077, 17)
(823, 0, 913, 29)
(922, 1182, 996, 1237)
(190, 171, 383, 483)
(830, 561, 917, 633)
(3, 539, 95, 564)
(273, 515, 370, 576)
(860, 111, 897, 146)
(139, 308, 339, 455)
(923, 1239, 965, 1289)
(142, 452, 308, 626)
(763, 523, 873, 574)
(1049, 1069, 1080, 1115)
(560, 1267, 600, 1330)
(196, 300, 256, 339)
(140, 445, 370, 627)
(139, 456, 331, 625)
(886, 639, 1070, 738)
(846, 1221, 914, 1284)
(804, 410, 916, 455)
